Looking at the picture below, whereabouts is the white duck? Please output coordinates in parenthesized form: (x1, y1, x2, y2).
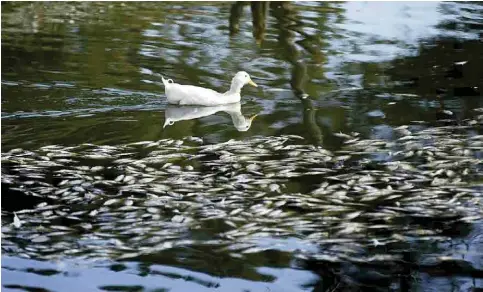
(163, 102, 257, 132)
(162, 71, 258, 106)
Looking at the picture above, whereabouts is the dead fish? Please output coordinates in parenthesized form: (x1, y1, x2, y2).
(123, 176, 136, 183)
(104, 198, 120, 206)
(333, 132, 353, 139)
(31, 235, 50, 243)
(345, 211, 363, 220)
(12, 213, 22, 228)
(171, 215, 185, 223)
(146, 207, 159, 214)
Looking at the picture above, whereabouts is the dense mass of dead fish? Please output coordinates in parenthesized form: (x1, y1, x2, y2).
(1, 117, 482, 267)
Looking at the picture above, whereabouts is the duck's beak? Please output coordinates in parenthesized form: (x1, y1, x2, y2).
(248, 79, 258, 87)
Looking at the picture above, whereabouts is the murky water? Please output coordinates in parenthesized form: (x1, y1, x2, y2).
(2, 2, 483, 291)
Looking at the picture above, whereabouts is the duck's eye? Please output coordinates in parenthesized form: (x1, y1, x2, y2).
(245, 74, 248, 78)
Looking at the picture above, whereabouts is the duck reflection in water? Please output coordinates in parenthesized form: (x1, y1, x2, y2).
(163, 102, 258, 132)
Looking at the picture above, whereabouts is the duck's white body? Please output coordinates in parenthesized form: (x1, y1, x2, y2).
(162, 71, 257, 106)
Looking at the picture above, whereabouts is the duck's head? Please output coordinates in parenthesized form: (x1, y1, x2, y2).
(231, 71, 257, 91)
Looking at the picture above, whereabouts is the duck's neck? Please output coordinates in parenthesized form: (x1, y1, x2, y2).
(225, 80, 243, 95)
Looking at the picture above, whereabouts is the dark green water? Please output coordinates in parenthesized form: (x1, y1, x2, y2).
(2, 2, 483, 292)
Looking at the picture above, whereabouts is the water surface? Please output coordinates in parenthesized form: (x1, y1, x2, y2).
(2, 2, 483, 291)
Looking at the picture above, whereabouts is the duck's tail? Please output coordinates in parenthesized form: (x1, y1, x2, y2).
(161, 76, 174, 87)
(163, 118, 175, 128)
(153, 72, 174, 87)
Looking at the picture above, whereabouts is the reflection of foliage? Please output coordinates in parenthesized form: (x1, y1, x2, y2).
(387, 39, 483, 98)
(251, 2, 268, 44)
(228, 2, 344, 145)
(383, 37, 483, 123)
(2, 2, 159, 88)
(133, 247, 293, 282)
(2, 2, 347, 149)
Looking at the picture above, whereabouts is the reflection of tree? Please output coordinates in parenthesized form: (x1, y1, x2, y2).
(229, 2, 326, 145)
(251, 2, 269, 44)
(2, 2, 171, 145)
(131, 246, 293, 283)
(385, 37, 483, 122)
(228, 2, 244, 37)
(387, 38, 483, 97)
(2, 4, 66, 77)
(1, 2, 166, 89)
